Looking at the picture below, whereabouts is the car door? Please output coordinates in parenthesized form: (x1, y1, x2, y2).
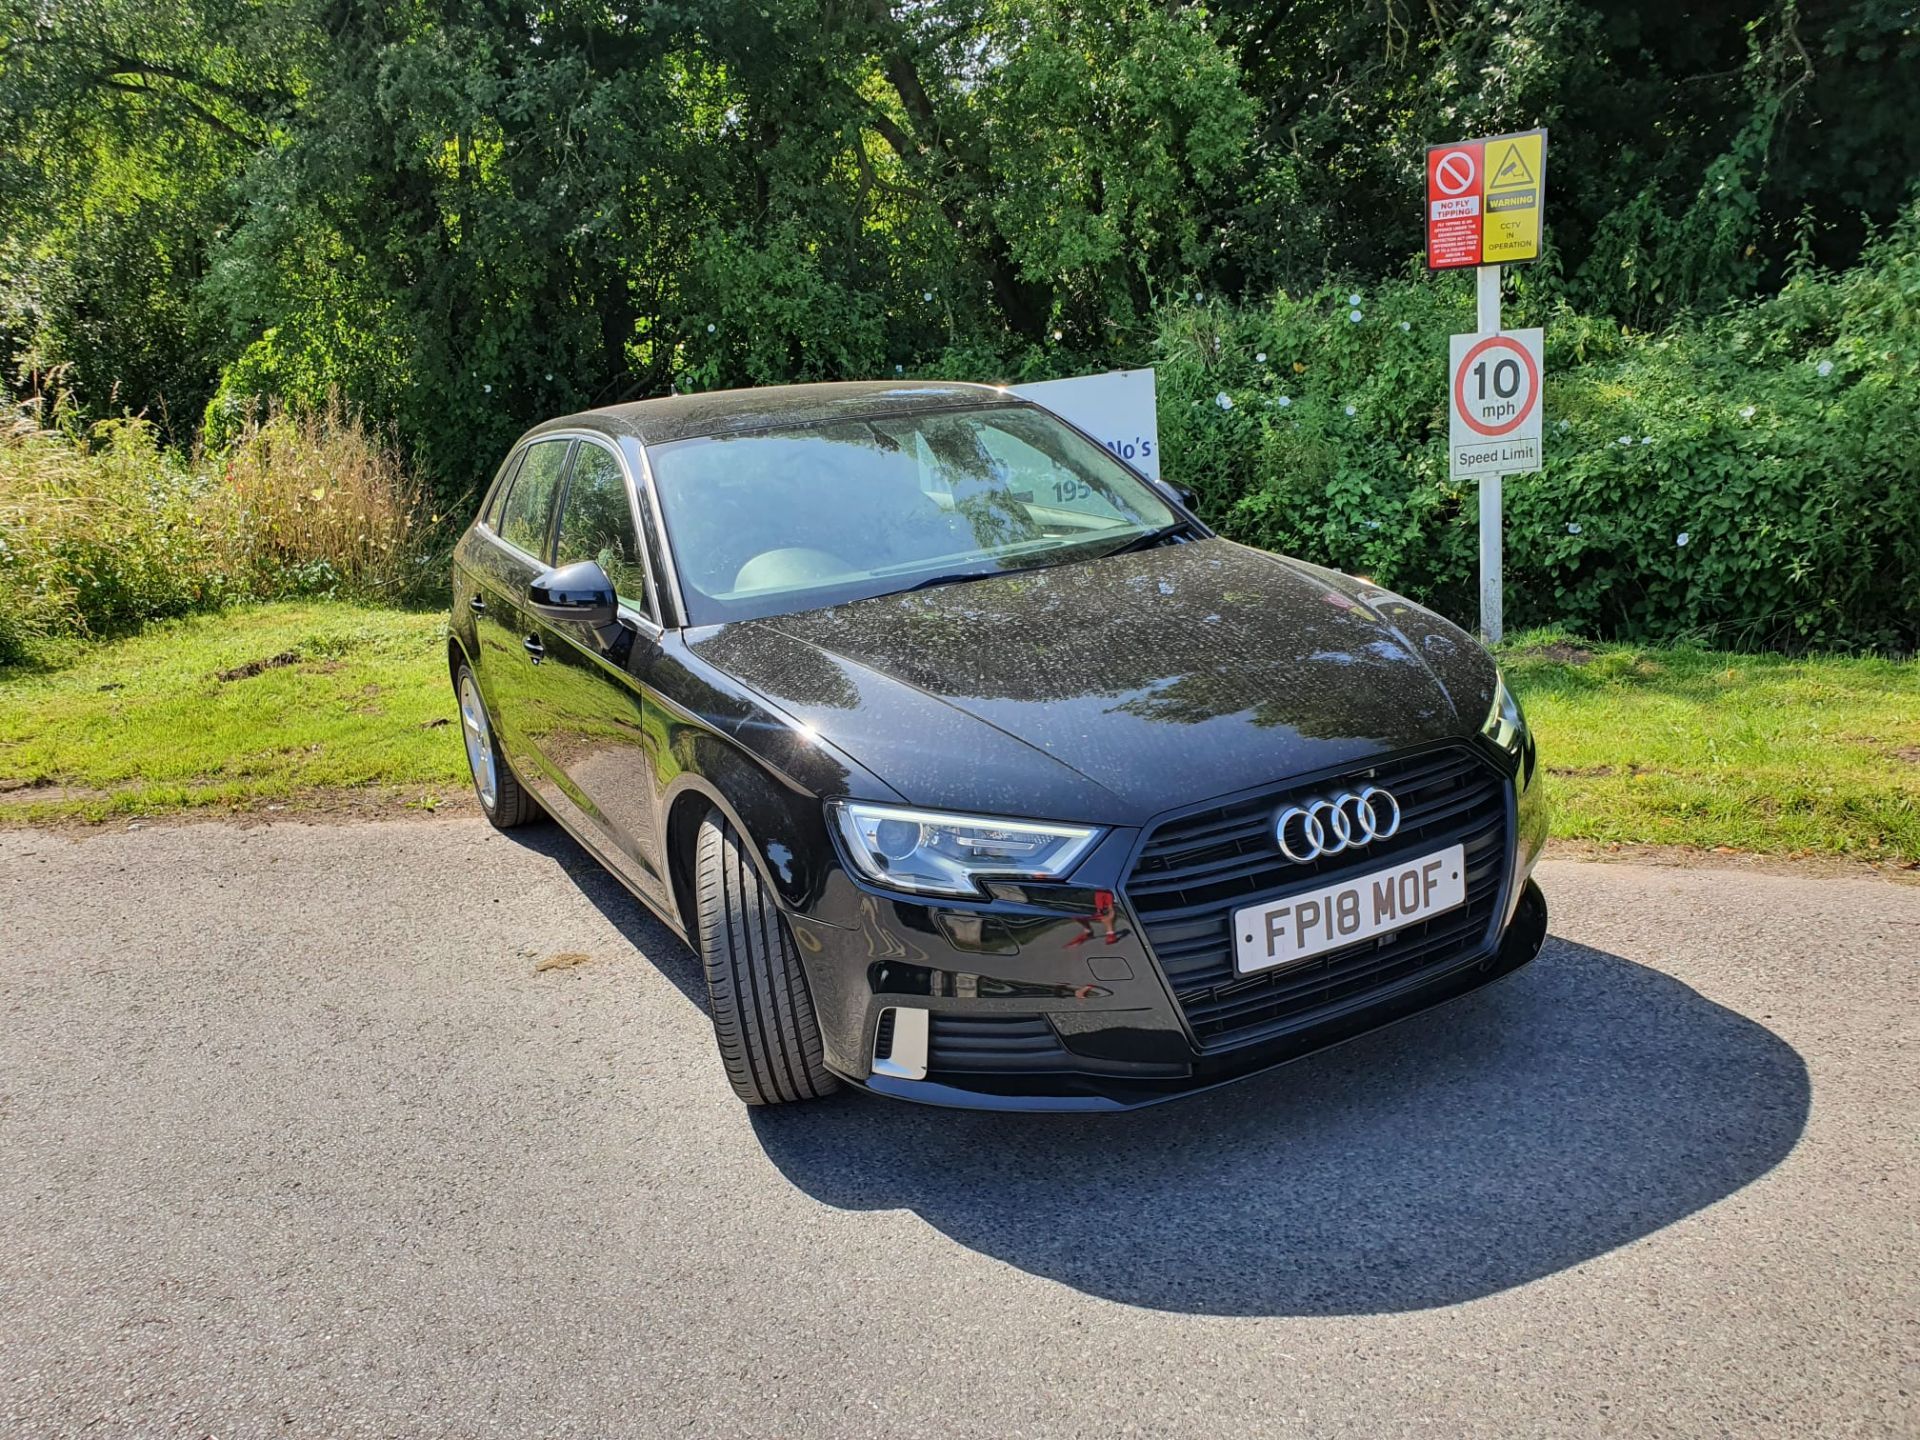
(517, 436, 671, 906)
(474, 437, 574, 762)
(458, 445, 525, 677)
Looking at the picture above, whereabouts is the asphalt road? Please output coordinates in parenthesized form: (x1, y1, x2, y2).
(1, 818, 1914, 1439)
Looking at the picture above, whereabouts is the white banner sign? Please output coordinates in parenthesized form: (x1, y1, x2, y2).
(1448, 327, 1544, 479)
(1011, 368, 1161, 482)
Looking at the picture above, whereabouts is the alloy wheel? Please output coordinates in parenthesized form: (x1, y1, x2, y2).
(458, 672, 498, 810)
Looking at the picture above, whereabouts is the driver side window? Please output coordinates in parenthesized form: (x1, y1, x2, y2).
(555, 443, 650, 611)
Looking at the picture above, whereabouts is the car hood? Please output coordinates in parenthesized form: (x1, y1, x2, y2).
(685, 539, 1497, 824)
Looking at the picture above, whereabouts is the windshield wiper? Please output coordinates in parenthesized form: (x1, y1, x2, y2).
(1101, 520, 1201, 557)
(895, 525, 1199, 596)
(899, 561, 1053, 594)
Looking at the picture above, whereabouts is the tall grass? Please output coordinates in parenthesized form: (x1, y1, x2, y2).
(217, 398, 438, 602)
(0, 395, 441, 664)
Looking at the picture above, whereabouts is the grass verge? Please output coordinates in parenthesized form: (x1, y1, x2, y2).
(2, 605, 1915, 865)
(0, 602, 465, 823)
(1501, 630, 1920, 863)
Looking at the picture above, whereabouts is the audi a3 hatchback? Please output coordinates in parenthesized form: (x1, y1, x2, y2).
(449, 381, 1548, 1110)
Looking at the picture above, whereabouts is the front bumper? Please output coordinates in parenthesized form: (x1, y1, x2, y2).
(787, 741, 1551, 1112)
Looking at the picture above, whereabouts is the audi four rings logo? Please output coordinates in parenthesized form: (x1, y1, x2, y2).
(1274, 786, 1402, 863)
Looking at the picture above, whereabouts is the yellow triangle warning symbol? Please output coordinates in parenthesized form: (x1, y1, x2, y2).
(1488, 143, 1535, 191)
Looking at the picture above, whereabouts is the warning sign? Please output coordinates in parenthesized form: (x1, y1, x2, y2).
(1449, 328, 1544, 479)
(1482, 131, 1545, 264)
(1426, 129, 1547, 269)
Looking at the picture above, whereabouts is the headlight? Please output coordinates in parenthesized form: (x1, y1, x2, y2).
(1481, 670, 1527, 760)
(830, 801, 1102, 897)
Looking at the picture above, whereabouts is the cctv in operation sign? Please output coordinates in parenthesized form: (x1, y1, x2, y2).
(1426, 129, 1547, 269)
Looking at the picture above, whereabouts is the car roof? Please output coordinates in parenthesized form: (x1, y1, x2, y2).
(521, 380, 1028, 449)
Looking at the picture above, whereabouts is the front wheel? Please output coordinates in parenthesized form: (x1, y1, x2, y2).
(456, 663, 539, 829)
(694, 811, 840, 1105)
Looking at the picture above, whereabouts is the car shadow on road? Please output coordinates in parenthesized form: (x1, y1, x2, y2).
(750, 938, 1810, 1317)
(493, 820, 1810, 1317)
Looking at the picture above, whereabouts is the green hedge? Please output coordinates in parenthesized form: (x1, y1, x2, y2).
(1154, 211, 1920, 651)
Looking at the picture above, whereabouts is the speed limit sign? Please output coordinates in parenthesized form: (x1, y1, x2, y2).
(1448, 327, 1543, 479)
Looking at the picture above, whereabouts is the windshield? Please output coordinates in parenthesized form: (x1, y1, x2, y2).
(648, 404, 1179, 624)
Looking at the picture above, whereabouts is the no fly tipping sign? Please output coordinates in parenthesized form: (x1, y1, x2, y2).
(1426, 129, 1547, 269)
(1449, 327, 1544, 479)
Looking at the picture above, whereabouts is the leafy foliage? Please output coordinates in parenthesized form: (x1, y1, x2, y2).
(1, 0, 1916, 651)
(1220, 0, 1920, 317)
(1156, 211, 1920, 649)
(0, 410, 234, 659)
(5, 0, 1916, 488)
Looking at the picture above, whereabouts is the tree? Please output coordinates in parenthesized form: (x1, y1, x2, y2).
(3, 0, 1914, 498)
(0, 0, 303, 433)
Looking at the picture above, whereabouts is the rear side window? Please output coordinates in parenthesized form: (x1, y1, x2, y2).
(497, 440, 571, 558)
(555, 443, 650, 609)
(483, 449, 525, 530)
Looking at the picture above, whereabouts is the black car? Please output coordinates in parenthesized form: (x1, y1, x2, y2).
(449, 381, 1548, 1111)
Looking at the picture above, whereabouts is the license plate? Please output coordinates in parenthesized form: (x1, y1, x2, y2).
(1232, 844, 1467, 976)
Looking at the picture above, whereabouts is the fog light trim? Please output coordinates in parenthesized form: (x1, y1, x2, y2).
(871, 1006, 929, 1081)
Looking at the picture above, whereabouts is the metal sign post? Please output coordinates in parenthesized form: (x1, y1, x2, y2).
(1427, 127, 1549, 645)
(1448, 285, 1542, 647)
(1477, 265, 1503, 644)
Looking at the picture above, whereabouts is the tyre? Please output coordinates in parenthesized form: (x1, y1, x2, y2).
(695, 810, 840, 1105)
(455, 663, 539, 829)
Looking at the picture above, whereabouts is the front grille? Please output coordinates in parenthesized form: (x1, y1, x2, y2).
(1125, 744, 1511, 1052)
(926, 1014, 1076, 1074)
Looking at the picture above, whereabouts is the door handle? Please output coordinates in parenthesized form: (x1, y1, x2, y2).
(523, 635, 545, 663)
(469, 595, 487, 614)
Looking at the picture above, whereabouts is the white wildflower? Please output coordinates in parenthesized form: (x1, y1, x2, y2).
(1557, 419, 1571, 431)
(1348, 293, 1362, 306)
(1255, 352, 1267, 363)
(1344, 404, 1357, 417)
(1349, 310, 1363, 323)
(923, 291, 933, 302)
(1216, 392, 1234, 410)
(1816, 360, 1833, 377)
(1740, 405, 1756, 419)
(1676, 532, 1691, 547)
(1567, 523, 1582, 535)
(706, 323, 716, 333)
(1399, 321, 1411, 332)
(1276, 396, 1292, 408)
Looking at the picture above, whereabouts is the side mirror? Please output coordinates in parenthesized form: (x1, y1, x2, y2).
(1156, 478, 1197, 510)
(528, 560, 617, 626)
